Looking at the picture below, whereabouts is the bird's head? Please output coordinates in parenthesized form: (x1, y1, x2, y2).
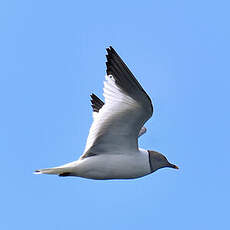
(148, 150, 179, 173)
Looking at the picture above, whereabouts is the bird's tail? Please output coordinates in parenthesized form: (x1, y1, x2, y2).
(34, 161, 77, 176)
(34, 167, 67, 175)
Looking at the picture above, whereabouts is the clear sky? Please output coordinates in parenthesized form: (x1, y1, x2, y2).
(1, 0, 230, 229)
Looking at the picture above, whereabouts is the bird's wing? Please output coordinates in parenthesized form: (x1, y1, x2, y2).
(90, 93, 147, 137)
(138, 126, 147, 137)
(90, 93, 105, 120)
(80, 47, 153, 159)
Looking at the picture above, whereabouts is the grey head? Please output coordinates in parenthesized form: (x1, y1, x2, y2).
(148, 150, 179, 173)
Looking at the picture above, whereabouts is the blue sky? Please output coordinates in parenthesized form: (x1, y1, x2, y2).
(1, 0, 230, 229)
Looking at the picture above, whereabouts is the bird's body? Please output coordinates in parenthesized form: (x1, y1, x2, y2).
(35, 47, 178, 180)
(56, 149, 150, 180)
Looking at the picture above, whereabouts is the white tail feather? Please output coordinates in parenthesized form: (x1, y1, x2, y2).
(34, 167, 66, 175)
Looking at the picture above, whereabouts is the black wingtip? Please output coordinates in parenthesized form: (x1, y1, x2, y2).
(90, 93, 104, 113)
(109, 46, 115, 53)
(90, 93, 96, 98)
(106, 46, 118, 75)
(106, 46, 116, 54)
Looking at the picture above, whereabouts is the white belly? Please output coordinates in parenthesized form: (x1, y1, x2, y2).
(72, 149, 151, 180)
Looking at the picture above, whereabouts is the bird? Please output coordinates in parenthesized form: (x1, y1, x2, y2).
(34, 46, 178, 180)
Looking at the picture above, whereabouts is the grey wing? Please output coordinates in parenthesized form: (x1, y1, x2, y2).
(90, 93, 147, 137)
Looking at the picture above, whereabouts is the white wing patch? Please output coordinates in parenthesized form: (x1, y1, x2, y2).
(83, 75, 141, 154)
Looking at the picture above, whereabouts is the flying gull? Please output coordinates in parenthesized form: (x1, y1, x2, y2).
(35, 47, 178, 180)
